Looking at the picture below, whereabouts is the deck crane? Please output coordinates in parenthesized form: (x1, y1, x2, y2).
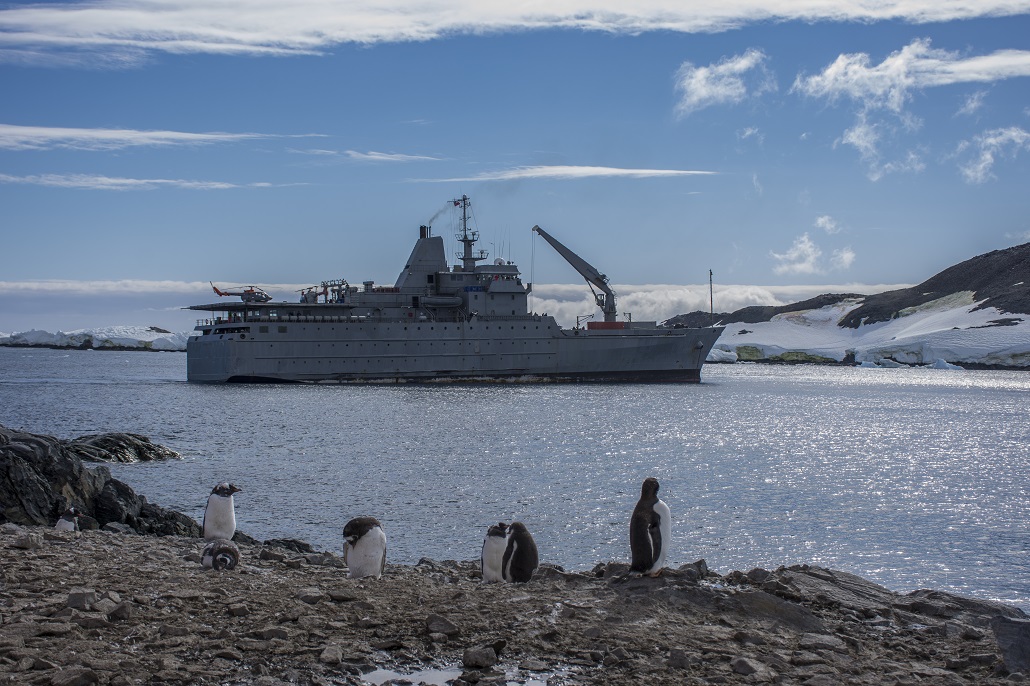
(209, 282, 272, 303)
(532, 225, 618, 323)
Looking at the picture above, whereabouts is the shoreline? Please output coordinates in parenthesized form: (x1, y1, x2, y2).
(3, 525, 1029, 686)
(3, 343, 1029, 372)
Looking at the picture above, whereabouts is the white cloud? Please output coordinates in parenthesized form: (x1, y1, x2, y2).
(345, 150, 441, 162)
(674, 48, 776, 117)
(3, 2, 1026, 64)
(956, 90, 987, 116)
(0, 123, 314, 151)
(795, 39, 1030, 177)
(0, 173, 299, 190)
(792, 39, 1030, 113)
(958, 126, 1030, 183)
(737, 126, 763, 142)
(831, 247, 856, 270)
(771, 233, 822, 275)
(752, 173, 763, 195)
(420, 165, 717, 182)
(814, 215, 841, 234)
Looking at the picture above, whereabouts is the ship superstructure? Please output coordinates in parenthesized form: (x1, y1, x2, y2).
(186, 196, 723, 383)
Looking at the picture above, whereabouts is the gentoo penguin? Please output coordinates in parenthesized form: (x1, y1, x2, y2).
(202, 539, 241, 571)
(343, 517, 387, 579)
(203, 482, 241, 541)
(55, 507, 81, 532)
(502, 521, 538, 583)
(480, 522, 508, 583)
(629, 477, 671, 577)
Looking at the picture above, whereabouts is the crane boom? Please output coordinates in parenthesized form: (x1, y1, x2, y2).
(532, 225, 617, 322)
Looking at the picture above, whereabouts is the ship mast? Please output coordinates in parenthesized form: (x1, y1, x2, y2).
(454, 194, 488, 271)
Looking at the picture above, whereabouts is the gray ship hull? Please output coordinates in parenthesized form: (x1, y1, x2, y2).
(187, 315, 723, 384)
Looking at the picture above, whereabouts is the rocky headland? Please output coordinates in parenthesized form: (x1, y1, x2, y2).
(3, 425, 1030, 685)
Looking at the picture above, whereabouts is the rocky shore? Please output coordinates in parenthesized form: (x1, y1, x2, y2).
(3, 425, 1030, 685)
(2, 526, 1029, 686)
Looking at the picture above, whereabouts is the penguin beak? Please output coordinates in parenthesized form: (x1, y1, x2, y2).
(230, 485, 242, 494)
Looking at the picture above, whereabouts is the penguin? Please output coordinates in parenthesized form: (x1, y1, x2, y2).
(343, 516, 387, 579)
(201, 539, 241, 571)
(203, 482, 241, 541)
(629, 477, 671, 577)
(55, 507, 81, 532)
(480, 522, 508, 583)
(502, 521, 538, 583)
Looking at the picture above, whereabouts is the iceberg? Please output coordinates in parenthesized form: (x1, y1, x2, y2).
(0, 326, 189, 352)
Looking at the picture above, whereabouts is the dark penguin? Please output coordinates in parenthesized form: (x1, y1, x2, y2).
(55, 507, 81, 532)
(480, 522, 508, 583)
(629, 477, 671, 576)
(343, 516, 387, 579)
(203, 482, 241, 541)
(201, 539, 241, 571)
(502, 521, 539, 583)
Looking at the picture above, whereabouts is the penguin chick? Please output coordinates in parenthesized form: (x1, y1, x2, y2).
(343, 517, 386, 579)
(201, 539, 241, 571)
(55, 507, 81, 532)
(203, 482, 241, 541)
(629, 477, 671, 577)
(502, 521, 538, 583)
(480, 522, 508, 583)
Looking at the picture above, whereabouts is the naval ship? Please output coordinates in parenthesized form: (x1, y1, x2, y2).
(186, 196, 724, 383)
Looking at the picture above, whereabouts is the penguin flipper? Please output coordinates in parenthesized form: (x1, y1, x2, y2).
(629, 513, 652, 572)
(648, 513, 663, 569)
(380, 541, 386, 578)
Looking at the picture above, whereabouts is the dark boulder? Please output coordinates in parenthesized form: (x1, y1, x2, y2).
(65, 432, 181, 463)
(0, 424, 200, 537)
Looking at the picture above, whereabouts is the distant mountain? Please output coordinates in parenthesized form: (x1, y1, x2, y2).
(667, 242, 1030, 369)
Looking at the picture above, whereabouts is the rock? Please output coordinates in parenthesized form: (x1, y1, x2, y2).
(296, 587, 325, 604)
(426, 613, 460, 636)
(65, 432, 180, 463)
(994, 616, 1030, 673)
(67, 588, 97, 610)
(519, 659, 549, 671)
(12, 532, 43, 549)
(49, 668, 99, 686)
(319, 645, 343, 665)
(228, 603, 250, 617)
(463, 645, 498, 669)
(731, 656, 764, 675)
(799, 633, 848, 653)
(0, 425, 200, 536)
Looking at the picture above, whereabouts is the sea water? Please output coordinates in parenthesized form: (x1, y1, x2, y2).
(1, 346, 1027, 609)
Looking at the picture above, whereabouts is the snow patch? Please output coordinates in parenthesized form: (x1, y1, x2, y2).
(710, 298, 1030, 368)
(0, 326, 189, 351)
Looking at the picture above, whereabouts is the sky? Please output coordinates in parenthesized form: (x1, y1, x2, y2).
(2, 1, 1029, 333)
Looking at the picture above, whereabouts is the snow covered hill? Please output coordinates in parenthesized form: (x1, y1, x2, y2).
(708, 292, 1030, 368)
(0, 326, 189, 351)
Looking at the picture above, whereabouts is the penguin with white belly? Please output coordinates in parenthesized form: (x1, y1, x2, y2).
(629, 477, 671, 577)
(502, 521, 538, 583)
(55, 507, 81, 532)
(203, 482, 242, 541)
(480, 522, 508, 583)
(343, 517, 387, 579)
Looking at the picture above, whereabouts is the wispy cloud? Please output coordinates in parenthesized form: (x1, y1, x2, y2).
(814, 215, 841, 234)
(345, 150, 441, 162)
(674, 49, 776, 117)
(794, 39, 1030, 178)
(420, 165, 717, 182)
(0, 123, 318, 151)
(0, 173, 300, 190)
(956, 90, 987, 116)
(4, 2, 1025, 65)
(957, 126, 1030, 183)
(831, 247, 856, 270)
